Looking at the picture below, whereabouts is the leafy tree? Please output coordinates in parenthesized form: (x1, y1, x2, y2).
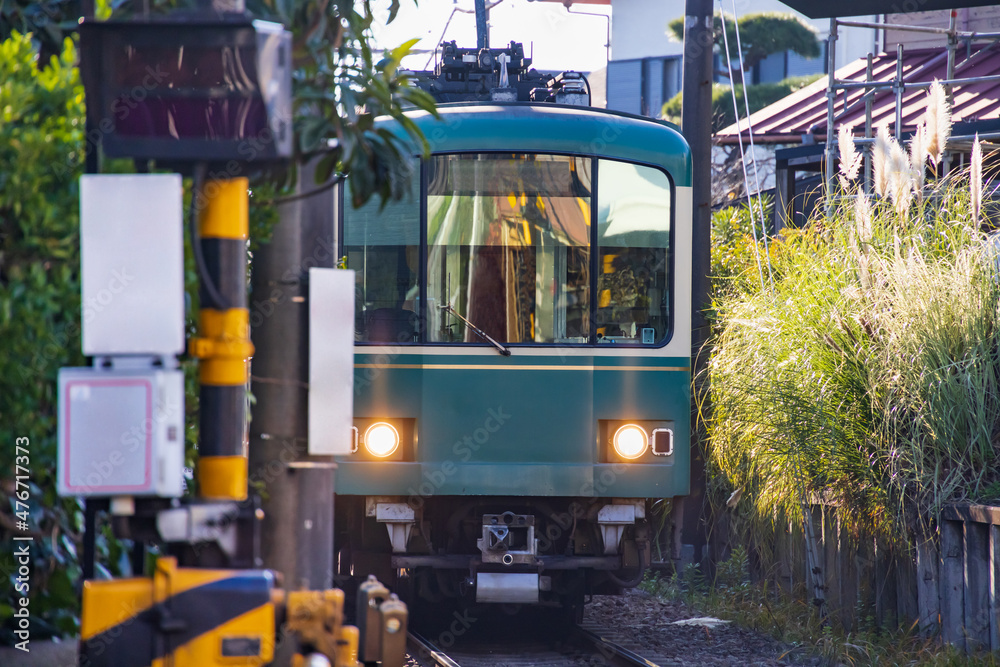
(250, 0, 438, 207)
(668, 12, 820, 79)
(1, 0, 85, 61)
(662, 75, 821, 132)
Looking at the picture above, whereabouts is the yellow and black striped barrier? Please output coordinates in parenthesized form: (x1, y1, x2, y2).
(80, 558, 396, 666)
(80, 557, 276, 666)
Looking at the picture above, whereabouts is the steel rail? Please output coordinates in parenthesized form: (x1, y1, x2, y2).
(407, 630, 463, 667)
(574, 625, 662, 667)
(406, 622, 665, 667)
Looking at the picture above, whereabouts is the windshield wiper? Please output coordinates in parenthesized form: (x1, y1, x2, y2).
(439, 304, 511, 356)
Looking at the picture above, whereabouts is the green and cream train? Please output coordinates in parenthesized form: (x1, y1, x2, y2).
(332, 98, 692, 611)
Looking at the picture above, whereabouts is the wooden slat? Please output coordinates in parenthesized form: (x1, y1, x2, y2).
(991, 525, 1000, 652)
(875, 537, 898, 629)
(840, 523, 858, 632)
(824, 507, 841, 621)
(897, 546, 919, 629)
(856, 534, 875, 629)
(774, 519, 792, 595)
(940, 519, 966, 651)
(965, 521, 991, 651)
(790, 519, 805, 600)
(915, 533, 940, 637)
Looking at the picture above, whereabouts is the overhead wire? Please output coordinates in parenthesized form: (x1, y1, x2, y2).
(723, 9, 812, 595)
(730, 0, 773, 289)
(717, 6, 769, 293)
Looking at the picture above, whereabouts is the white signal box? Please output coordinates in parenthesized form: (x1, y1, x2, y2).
(57, 367, 185, 497)
(80, 174, 184, 356)
(308, 268, 356, 455)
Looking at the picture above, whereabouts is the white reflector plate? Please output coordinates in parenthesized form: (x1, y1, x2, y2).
(308, 268, 355, 455)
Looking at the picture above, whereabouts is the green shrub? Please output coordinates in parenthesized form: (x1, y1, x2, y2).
(707, 181, 1000, 544)
(710, 196, 777, 306)
(0, 32, 92, 640)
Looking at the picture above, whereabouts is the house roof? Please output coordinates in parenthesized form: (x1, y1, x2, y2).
(715, 43, 1000, 145)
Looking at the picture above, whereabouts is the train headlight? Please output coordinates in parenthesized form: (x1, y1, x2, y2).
(364, 423, 400, 458)
(613, 424, 648, 460)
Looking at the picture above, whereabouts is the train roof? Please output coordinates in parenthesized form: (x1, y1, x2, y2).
(383, 103, 692, 188)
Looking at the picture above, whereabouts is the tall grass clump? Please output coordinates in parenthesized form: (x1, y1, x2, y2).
(706, 135, 1000, 546)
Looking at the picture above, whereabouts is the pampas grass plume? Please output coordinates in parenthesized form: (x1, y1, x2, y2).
(874, 125, 892, 197)
(910, 121, 926, 199)
(854, 191, 873, 244)
(925, 80, 952, 164)
(838, 125, 863, 188)
(888, 139, 913, 216)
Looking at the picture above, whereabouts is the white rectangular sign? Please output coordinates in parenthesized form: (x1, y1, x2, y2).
(80, 174, 184, 356)
(308, 268, 356, 455)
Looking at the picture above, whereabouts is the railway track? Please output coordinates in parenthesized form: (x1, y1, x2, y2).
(406, 623, 663, 667)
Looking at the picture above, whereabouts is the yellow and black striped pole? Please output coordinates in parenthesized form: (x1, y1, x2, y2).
(189, 178, 253, 501)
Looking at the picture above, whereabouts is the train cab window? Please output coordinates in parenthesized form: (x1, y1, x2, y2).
(343, 177, 420, 343)
(426, 154, 592, 345)
(596, 160, 671, 345)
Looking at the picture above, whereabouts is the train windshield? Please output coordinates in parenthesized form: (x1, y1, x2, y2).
(427, 154, 592, 345)
(343, 153, 672, 346)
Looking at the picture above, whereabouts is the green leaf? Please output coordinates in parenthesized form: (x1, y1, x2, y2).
(386, 0, 402, 23)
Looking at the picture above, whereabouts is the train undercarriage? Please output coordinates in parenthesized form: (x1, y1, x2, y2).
(336, 496, 651, 611)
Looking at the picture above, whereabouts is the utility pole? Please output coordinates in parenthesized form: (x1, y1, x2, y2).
(249, 163, 337, 591)
(680, 0, 715, 566)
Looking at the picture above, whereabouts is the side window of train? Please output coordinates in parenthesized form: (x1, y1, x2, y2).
(426, 154, 592, 345)
(343, 176, 420, 343)
(596, 160, 672, 345)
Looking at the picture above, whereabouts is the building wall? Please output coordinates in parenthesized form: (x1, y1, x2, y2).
(608, 0, 681, 61)
(606, 56, 682, 115)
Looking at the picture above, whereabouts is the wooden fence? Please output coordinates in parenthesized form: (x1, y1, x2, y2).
(745, 503, 1000, 653)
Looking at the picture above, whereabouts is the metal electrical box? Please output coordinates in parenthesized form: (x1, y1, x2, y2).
(58, 368, 185, 497)
(80, 174, 184, 356)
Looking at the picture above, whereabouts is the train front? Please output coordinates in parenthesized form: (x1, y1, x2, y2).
(331, 100, 692, 611)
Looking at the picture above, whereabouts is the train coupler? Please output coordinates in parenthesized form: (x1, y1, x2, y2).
(476, 512, 537, 565)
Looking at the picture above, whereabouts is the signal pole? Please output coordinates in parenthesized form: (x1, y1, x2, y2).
(681, 0, 715, 566)
(475, 0, 489, 49)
